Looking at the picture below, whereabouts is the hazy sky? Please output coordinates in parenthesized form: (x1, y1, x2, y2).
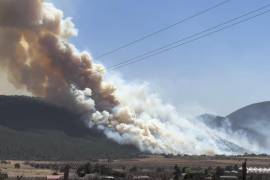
(41, 0, 270, 115)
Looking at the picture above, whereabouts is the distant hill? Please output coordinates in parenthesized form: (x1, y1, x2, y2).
(227, 101, 270, 149)
(0, 95, 139, 160)
(198, 101, 270, 151)
(227, 101, 270, 128)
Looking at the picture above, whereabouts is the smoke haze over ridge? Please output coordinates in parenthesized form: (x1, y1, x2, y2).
(0, 0, 268, 155)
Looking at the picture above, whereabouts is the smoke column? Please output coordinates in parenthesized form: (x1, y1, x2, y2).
(0, 0, 266, 154)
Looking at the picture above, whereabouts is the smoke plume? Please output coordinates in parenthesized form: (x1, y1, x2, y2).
(0, 0, 267, 154)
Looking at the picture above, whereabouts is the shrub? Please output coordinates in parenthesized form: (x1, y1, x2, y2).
(0, 171, 8, 180)
(129, 166, 138, 173)
(14, 163, 20, 169)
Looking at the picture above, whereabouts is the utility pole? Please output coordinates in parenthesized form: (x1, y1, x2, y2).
(242, 159, 247, 180)
(64, 165, 70, 180)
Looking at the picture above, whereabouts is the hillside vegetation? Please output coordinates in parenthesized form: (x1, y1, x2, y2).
(0, 95, 139, 160)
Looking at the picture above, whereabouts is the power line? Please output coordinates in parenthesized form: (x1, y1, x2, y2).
(108, 4, 270, 70)
(108, 5, 270, 70)
(94, 0, 231, 59)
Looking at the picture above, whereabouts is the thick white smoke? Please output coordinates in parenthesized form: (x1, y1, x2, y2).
(0, 0, 266, 155)
(87, 74, 264, 154)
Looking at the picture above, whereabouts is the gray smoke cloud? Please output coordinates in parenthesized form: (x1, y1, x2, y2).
(0, 0, 267, 154)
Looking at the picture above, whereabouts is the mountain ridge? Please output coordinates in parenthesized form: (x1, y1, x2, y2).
(198, 101, 270, 151)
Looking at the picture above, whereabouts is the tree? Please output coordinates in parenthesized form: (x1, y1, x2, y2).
(204, 169, 209, 175)
(84, 163, 92, 174)
(233, 164, 239, 171)
(16, 175, 23, 180)
(225, 166, 233, 171)
(100, 165, 112, 175)
(182, 167, 188, 173)
(94, 164, 100, 173)
(156, 167, 163, 173)
(76, 166, 86, 177)
(129, 166, 138, 173)
(214, 166, 224, 180)
(14, 163, 20, 169)
(0, 171, 8, 180)
(173, 165, 182, 180)
(76, 163, 93, 177)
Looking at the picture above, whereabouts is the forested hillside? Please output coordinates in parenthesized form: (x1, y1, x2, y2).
(0, 96, 139, 160)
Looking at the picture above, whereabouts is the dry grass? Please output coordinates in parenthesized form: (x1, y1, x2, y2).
(0, 161, 57, 177)
(111, 155, 270, 169)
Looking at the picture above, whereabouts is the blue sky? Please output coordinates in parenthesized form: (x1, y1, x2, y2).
(50, 0, 270, 116)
